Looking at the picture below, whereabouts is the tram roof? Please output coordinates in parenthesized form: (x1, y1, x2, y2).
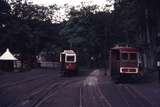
(61, 50, 76, 54)
(111, 46, 138, 52)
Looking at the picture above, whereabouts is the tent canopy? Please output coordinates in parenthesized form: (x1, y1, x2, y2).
(0, 48, 18, 61)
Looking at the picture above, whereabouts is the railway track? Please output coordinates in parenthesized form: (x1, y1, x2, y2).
(116, 84, 157, 107)
(32, 78, 82, 107)
(126, 85, 158, 107)
(0, 72, 55, 89)
(95, 85, 113, 107)
(80, 82, 112, 107)
(8, 77, 82, 107)
(0, 68, 60, 86)
(1, 75, 60, 107)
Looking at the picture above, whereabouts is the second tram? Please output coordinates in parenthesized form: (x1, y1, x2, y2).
(109, 46, 144, 81)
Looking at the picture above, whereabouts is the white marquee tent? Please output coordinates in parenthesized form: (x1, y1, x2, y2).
(0, 48, 17, 60)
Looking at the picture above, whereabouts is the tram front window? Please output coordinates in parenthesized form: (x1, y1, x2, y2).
(130, 53, 137, 60)
(121, 53, 128, 60)
(67, 56, 75, 62)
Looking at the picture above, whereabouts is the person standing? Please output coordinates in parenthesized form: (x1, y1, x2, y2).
(157, 60, 160, 83)
(156, 52, 160, 83)
(90, 56, 95, 68)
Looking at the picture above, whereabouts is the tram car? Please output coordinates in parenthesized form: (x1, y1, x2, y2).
(60, 50, 78, 75)
(109, 45, 143, 81)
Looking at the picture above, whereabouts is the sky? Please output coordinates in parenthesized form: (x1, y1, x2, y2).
(31, 0, 114, 22)
(32, 0, 114, 7)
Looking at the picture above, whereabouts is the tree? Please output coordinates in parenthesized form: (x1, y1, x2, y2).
(0, 0, 12, 52)
(59, 3, 114, 66)
(114, 0, 160, 70)
(113, 0, 140, 45)
(0, 0, 62, 68)
(9, 0, 62, 54)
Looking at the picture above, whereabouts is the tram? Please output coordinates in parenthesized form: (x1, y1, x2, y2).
(109, 45, 144, 81)
(60, 50, 78, 75)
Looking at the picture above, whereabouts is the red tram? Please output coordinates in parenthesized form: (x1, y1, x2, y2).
(109, 45, 143, 81)
(60, 50, 78, 75)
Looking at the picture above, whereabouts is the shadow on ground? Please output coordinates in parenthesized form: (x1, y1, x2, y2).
(114, 71, 159, 84)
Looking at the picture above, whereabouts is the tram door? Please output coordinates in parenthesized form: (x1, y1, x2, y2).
(61, 54, 65, 71)
(110, 49, 120, 78)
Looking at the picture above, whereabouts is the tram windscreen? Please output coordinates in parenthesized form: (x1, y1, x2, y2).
(121, 53, 128, 60)
(67, 56, 75, 61)
(130, 53, 137, 60)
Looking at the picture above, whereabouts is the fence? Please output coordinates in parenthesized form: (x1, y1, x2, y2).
(14, 61, 60, 68)
(40, 61, 60, 68)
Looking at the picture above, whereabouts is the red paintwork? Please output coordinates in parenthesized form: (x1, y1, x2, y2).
(65, 63, 77, 71)
(120, 61, 137, 67)
(112, 47, 138, 52)
(110, 46, 143, 76)
(120, 48, 138, 52)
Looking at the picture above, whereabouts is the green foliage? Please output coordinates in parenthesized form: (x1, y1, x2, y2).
(1, 0, 135, 67)
(0, 0, 61, 64)
(113, 0, 140, 44)
(59, 4, 113, 66)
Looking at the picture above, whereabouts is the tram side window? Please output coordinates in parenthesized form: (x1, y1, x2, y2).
(121, 53, 128, 60)
(67, 56, 75, 61)
(116, 54, 120, 60)
(130, 53, 137, 60)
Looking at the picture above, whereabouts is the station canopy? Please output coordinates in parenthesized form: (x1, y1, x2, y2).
(0, 48, 18, 60)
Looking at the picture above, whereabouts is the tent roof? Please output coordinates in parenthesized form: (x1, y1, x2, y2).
(0, 48, 18, 60)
